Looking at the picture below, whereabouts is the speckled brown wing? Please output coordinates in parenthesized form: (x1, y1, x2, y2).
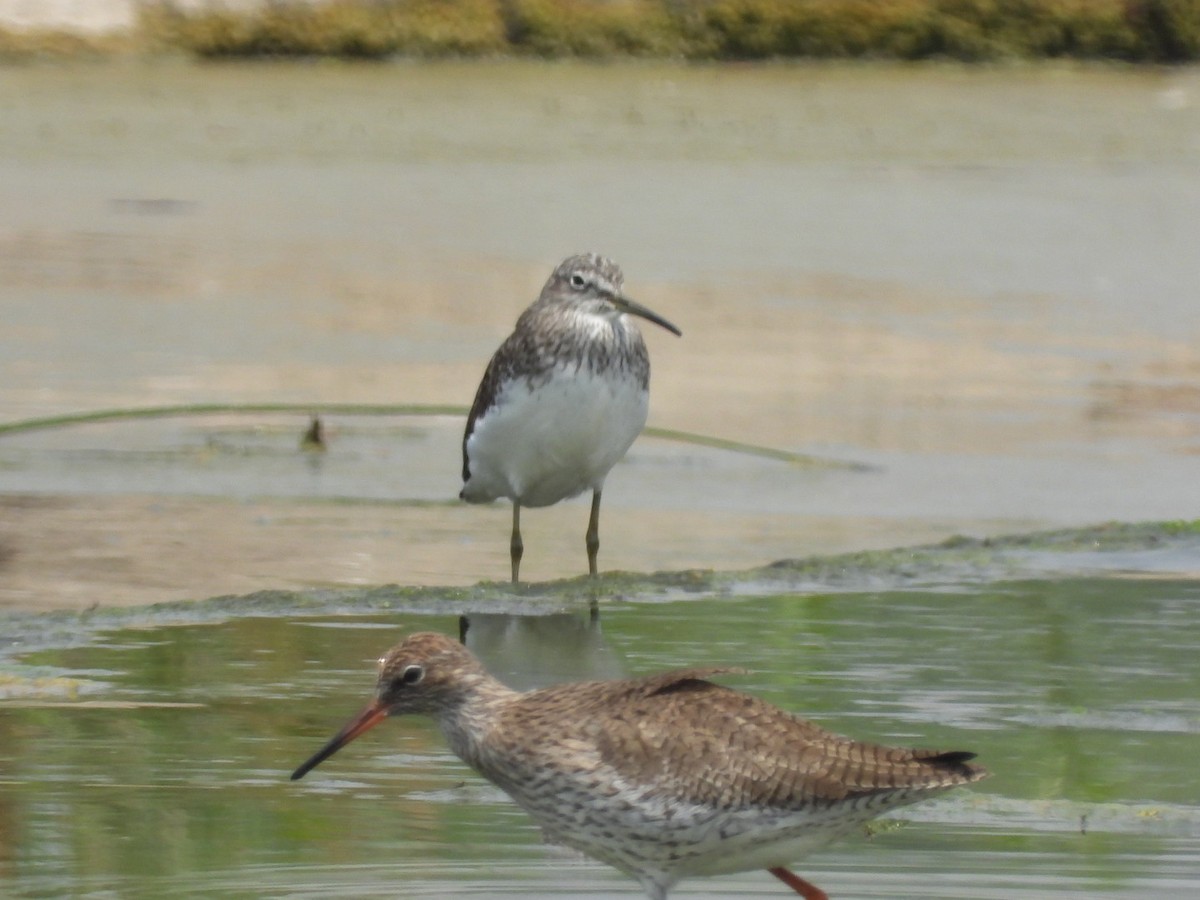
(580, 670, 986, 811)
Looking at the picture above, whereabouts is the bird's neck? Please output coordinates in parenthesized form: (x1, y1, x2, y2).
(529, 299, 639, 342)
(436, 674, 519, 769)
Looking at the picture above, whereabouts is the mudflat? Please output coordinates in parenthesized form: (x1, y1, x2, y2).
(2, 61, 1198, 610)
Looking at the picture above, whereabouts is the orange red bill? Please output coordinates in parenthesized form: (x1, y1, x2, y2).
(291, 698, 388, 781)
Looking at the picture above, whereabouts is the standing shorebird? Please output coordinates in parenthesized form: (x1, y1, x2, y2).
(292, 632, 988, 899)
(460, 254, 681, 583)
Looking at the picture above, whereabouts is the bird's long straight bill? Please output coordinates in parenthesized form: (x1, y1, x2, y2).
(617, 296, 682, 337)
(291, 699, 388, 781)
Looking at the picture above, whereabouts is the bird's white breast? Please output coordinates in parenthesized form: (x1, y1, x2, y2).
(461, 362, 649, 508)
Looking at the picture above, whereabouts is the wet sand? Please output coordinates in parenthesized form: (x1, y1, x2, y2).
(2, 62, 1199, 611)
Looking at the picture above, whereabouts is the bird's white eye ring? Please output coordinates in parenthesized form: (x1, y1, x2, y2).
(569, 273, 587, 289)
(400, 664, 424, 685)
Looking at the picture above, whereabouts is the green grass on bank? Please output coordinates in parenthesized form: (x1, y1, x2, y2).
(1, 0, 1199, 62)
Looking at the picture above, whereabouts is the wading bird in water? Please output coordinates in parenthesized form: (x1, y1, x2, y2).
(292, 632, 988, 899)
(459, 254, 681, 583)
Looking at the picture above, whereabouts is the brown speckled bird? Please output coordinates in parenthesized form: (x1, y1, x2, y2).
(291, 632, 988, 900)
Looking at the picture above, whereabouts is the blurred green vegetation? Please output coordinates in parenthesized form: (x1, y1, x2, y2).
(2, 0, 1198, 62)
(0, 26, 131, 61)
(139, 0, 509, 58)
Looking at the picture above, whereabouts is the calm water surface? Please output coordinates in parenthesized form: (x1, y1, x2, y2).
(2, 577, 1198, 898)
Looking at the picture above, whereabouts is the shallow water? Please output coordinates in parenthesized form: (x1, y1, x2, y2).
(2, 62, 1200, 605)
(0, 59, 1199, 899)
(2, 572, 1198, 898)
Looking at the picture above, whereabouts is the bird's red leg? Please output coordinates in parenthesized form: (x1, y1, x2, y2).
(768, 867, 829, 900)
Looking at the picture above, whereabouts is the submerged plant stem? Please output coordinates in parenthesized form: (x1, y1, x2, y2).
(0, 403, 855, 468)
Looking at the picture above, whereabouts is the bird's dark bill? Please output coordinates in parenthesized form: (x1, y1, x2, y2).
(291, 699, 388, 781)
(618, 296, 682, 337)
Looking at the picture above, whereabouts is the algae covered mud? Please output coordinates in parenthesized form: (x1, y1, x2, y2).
(0, 529, 1198, 898)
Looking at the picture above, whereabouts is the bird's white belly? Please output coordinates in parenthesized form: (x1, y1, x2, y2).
(508, 776, 869, 890)
(462, 365, 649, 507)
(675, 807, 864, 876)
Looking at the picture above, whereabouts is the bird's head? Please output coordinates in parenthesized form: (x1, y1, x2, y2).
(544, 253, 681, 337)
(290, 633, 486, 780)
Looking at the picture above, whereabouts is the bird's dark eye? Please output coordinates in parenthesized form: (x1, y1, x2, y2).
(569, 273, 587, 289)
(400, 664, 424, 685)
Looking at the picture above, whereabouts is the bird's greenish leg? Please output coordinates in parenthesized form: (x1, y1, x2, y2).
(586, 490, 602, 577)
(510, 501, 523, 584)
